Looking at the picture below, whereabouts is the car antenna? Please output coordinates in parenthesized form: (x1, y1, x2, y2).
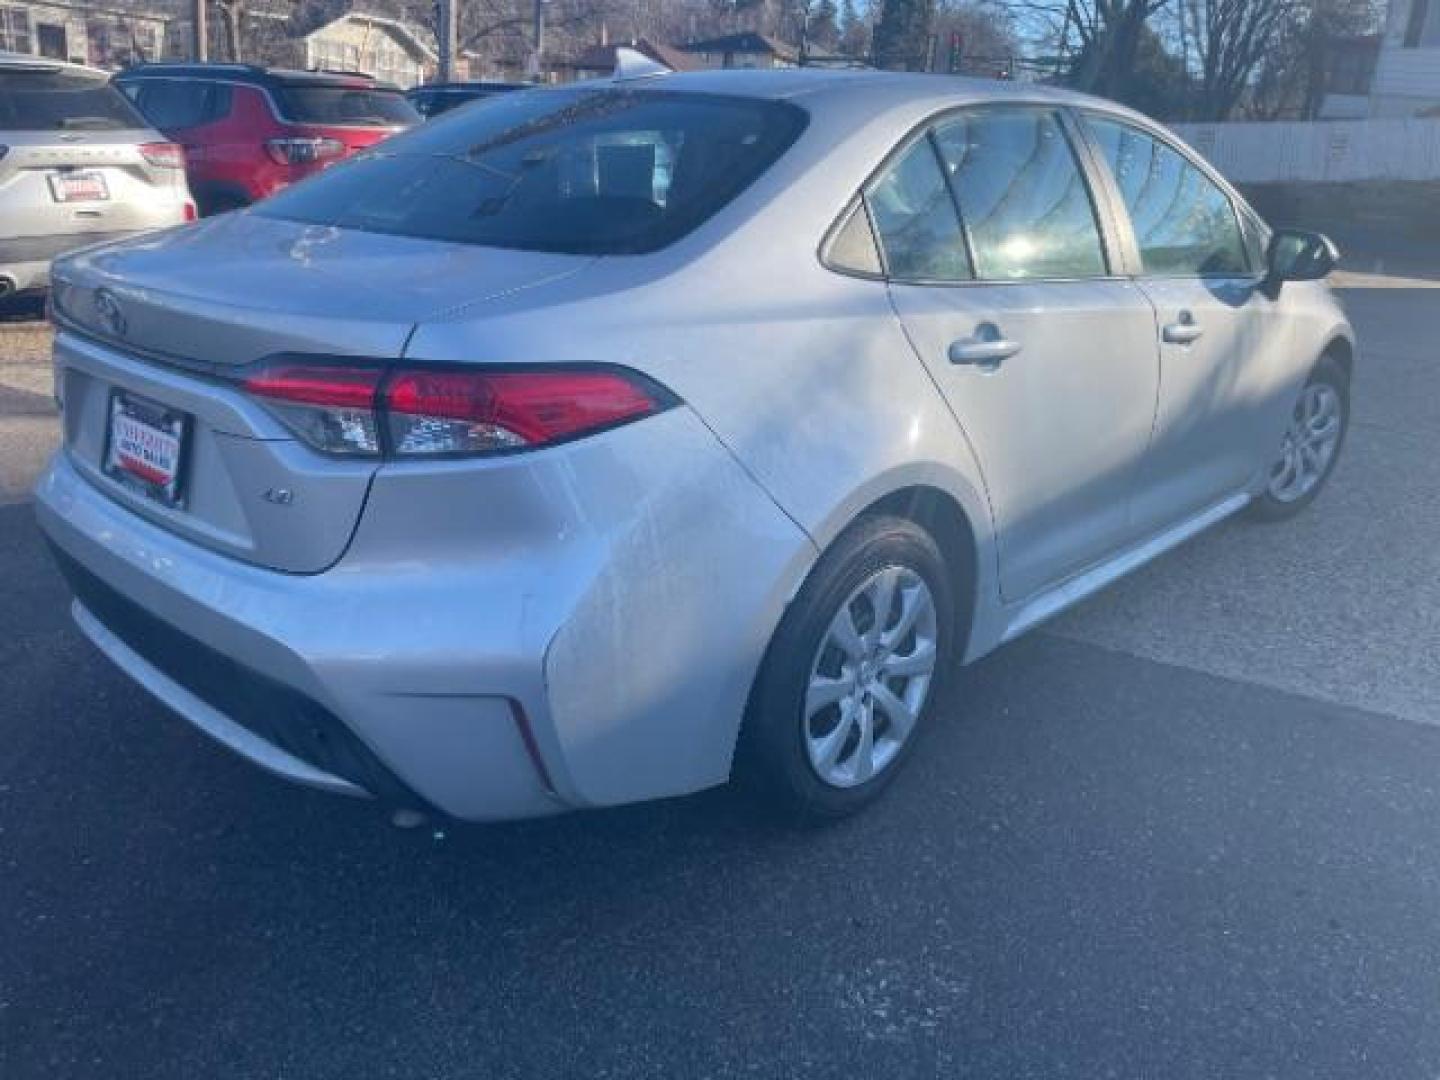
(612, 46, 671, 82)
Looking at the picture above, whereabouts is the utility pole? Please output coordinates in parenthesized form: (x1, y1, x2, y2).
(531, 0, 545, 82)
(438, 0, 458, 81)
(192, 0, 208, 60)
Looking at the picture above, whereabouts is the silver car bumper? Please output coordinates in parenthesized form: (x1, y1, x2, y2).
(36, 408, 815, 821)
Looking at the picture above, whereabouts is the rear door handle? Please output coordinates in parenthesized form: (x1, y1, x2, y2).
(1162, 316, 1204, 345)
(949, 335, 1021, 369)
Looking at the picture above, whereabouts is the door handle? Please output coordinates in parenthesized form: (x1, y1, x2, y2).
(949, 332, 1021, 370)
(1162, 314, 1204, 345)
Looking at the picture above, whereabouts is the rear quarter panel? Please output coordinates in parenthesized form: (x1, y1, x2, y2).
(403, 86, 1007, 668)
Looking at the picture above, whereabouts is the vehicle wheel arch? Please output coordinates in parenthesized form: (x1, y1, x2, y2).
(1320, 333, 1354, 385)
(797, 466, 995, 662)
(192, 183, 252, 216)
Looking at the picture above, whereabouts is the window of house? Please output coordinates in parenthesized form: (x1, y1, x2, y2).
(932, 109, 1109, 280)
(0, 5, 33, 54)
(36, 22, 66, 60)
(129, 22, 159, 63)
(87, 19, 111, 67)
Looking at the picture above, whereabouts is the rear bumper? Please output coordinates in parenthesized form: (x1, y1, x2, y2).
(35, 405, 815, 821)
(37, 451, 563, 820)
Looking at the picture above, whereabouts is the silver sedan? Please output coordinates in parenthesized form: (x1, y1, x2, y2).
(36, 68, 1354, 823)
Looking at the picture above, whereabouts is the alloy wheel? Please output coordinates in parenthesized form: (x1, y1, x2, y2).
(803, 566, 939, 788)
(1267, 383, 1344, 504)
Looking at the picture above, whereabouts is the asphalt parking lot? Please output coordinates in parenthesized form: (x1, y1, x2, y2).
(2, 269, 1439, 1078)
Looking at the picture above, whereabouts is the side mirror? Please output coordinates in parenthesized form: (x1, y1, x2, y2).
(1266, 229, 1339, 289)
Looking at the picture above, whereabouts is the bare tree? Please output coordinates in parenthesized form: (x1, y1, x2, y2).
(933, 0, 1019, 73)
(995, 0, 1170, 96)
(1180, 0, 1302, 119)
(1071, 0, 1170, 95)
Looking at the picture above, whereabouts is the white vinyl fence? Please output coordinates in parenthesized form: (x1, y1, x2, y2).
(1172, 118, 1440, 183)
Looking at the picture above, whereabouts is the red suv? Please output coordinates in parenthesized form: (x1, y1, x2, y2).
(115, 64, 419, 215)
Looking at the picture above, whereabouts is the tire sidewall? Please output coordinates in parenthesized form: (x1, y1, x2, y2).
(741, 515, 958, 821)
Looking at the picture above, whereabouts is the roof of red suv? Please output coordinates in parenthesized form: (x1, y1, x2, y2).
(115, 63, 400, 93)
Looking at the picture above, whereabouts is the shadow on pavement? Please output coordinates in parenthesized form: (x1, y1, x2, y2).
(6, 497, 1440, 1078)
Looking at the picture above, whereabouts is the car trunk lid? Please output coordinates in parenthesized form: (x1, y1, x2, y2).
(50, 214, 594, 572)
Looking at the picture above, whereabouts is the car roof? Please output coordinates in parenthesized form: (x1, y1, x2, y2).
(603, 66, 1143, 125)
(114, 62, 401, 92)
(412, 81, 527, 92)
(0, 51, 110, 80)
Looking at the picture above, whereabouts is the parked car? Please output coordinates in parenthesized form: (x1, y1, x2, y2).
(406, 81, 527, 119)
(114, 63, 419, 215)
(0, 53, 194, 299)
(37, 69, 1353, 825)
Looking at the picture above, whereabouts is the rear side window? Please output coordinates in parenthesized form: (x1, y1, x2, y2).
(274, 84, 420, 127)
(865, 138, 971, 281)
(0, 69, 145, 130)
(932, 110, 1108, 281)
(824, 201, 882, 276)
(1086, 116, 1249, 277)
(126, 78, 231, 129)
(256, 89, 807, 256)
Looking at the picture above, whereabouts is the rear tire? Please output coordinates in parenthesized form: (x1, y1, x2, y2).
(1247, 353, 1350, 523)
(737, 515, 959, 824)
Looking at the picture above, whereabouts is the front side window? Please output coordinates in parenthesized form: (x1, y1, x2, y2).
(1087, 116, 1249, 277)
(865, 137, 970, 281)
(256, 89, 807, 256)
(932, 109, 1108, 281)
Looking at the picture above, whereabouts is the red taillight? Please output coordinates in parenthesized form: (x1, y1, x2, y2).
(242, 364, 384, 455)
(240, 363, 672, 458)
(385, 370, 663, 454)
(139, 141, 185, 169)
(182, 201, 198, 222)
(265, 137, 346, 166)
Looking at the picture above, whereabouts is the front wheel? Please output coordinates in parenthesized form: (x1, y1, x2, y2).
(738, 515, 958, 823)
(1248, 354, 1350, 522)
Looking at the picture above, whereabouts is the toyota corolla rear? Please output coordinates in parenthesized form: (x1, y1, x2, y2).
(35, 83, 823, 821)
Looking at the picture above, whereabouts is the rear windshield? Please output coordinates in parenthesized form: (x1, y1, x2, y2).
(274, 84, 420, 127)
(0, 70, 146, 131)
(255, 88, 808, 255)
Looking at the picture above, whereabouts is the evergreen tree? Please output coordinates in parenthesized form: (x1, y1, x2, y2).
(873, 0, 937, 70)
